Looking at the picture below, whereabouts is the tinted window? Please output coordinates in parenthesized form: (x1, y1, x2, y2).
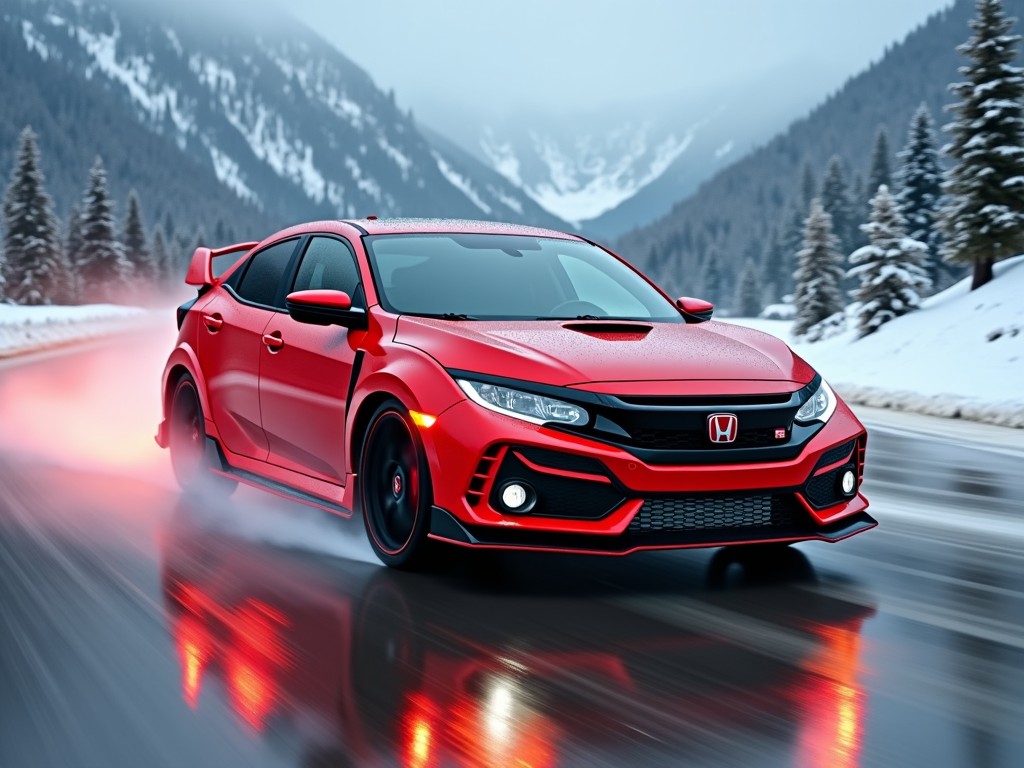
(293, 237, 361, 299)
(235, 239, 298, 307)
(365, 234, 680, 321)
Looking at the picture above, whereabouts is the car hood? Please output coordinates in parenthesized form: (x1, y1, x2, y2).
(395, 317, 816, 391)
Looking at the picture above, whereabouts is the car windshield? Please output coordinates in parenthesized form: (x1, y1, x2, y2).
(365, 234, 682, 322)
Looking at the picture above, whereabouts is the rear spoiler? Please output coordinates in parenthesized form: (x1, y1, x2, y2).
(185, 241, 259, 287)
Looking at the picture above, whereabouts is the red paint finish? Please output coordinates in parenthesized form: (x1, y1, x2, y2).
(159, 218, 873, 566)
(194, 293, 272, 460)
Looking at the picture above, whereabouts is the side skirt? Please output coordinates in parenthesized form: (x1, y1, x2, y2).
(205, 437, 353, 518)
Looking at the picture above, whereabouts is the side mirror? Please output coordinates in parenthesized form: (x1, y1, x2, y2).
(286, 290, 367, 329)
(676, 296, 715, 323)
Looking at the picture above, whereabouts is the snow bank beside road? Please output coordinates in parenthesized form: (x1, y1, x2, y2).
(0, 304, 146, 357)
(727, 256, 1024, 428)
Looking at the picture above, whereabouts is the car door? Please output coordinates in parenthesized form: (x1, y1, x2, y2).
(197, 238, 300, 461)
(259, 235, 363, 484)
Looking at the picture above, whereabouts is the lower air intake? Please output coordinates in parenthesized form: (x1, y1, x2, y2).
(629, 495, 803, 533)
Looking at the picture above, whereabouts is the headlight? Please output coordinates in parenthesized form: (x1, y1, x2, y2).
(457, 379, 589, 426)
(795, 379, 837, 424)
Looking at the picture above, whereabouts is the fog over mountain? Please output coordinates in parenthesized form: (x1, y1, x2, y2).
(291, 0, 953, 235)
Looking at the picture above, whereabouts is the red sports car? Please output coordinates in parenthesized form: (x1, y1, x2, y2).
(157, 218, 874, 568)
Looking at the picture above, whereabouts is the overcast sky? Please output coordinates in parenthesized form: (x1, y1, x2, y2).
(290, 0, 954, 129)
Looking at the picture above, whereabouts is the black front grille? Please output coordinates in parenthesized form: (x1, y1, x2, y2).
(629, 495, 804, 533)
(491, 451, 625, 520)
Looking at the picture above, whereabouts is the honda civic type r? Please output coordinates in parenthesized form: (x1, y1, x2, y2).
(157, 218, 875, 568)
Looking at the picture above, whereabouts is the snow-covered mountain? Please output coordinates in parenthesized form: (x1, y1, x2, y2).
(473, 64, 847, 239)
(2, 0, 567, 231)
(479, 120, 696, 226)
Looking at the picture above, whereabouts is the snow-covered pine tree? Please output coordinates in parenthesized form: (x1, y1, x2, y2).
(761, 225, 785, 303)
(151, 226, 172, 287)
(801, 161, 816, 209)
(65, 205, 84, 303)
(848, 185, 931, 337)
(867, 126, 893, 198)
(122, 191, 154, 283)
(793, 199, 846, 337)
(778, 201, 807, 298)
(734, 258, 763, 317)
(702, 248, 723, 305)
(940, 0, 1024, 290)
(76, 158, 132, 303)
(896, 104, 945, 290)
(0, 227, 6, 301)
(2, 128, 66, 305)
(820, 156, 857, 255)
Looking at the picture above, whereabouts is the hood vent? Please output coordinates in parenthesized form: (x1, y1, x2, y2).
(562, 322, 653, 341)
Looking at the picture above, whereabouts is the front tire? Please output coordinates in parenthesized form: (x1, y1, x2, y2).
(358, 399, 435, 569)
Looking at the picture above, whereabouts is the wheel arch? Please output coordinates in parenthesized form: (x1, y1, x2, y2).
(161, 343, 212, 427)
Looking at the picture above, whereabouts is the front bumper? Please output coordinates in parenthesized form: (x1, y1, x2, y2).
(420, 397, 873, 552)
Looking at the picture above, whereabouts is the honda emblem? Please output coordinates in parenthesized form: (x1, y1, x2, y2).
(707, 413, 739, 444)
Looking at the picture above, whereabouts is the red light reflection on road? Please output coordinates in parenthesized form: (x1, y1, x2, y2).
(795, 624, 867, 768)
(168, 583, 292, 732)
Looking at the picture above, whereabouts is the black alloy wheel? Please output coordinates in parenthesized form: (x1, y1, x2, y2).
(359, 400, 434, 569)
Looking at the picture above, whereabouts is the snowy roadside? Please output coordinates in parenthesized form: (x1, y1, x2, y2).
(725, 256, 1024, 429)
(0, 304, 149, 359)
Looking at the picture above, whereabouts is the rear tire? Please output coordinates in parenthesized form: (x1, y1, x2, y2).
(168, 374, 236, 496)
(358, 399, 435, 570)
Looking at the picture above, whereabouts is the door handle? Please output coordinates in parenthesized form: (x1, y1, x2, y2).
(202, 313, 224, 332)
(262, 332, 284, 352)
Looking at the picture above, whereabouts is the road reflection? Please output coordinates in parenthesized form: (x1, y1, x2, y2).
(160, 499, 876, 767)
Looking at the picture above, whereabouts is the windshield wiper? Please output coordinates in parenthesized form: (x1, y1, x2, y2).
(437, 312, 476, 321)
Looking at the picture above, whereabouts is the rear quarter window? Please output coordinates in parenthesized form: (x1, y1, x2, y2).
(233, 239, 299, 308)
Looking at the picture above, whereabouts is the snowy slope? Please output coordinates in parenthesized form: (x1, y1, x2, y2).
(4, 0, 566, 230)
(725, 257, 1024, 428)
(0, 303, 146, 357)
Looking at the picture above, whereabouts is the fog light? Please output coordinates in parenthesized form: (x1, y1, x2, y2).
(501, 483, 528, 509)
(497, 481, 536, 514)
(840, 469, 857, 496)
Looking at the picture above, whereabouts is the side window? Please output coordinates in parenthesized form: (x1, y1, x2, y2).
(292, 237, 361, 300)
(557, 253, 651, 318)
(235, 239, 298, 307)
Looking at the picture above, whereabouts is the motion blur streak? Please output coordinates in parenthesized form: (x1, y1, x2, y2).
(2, 336, 1024, 767)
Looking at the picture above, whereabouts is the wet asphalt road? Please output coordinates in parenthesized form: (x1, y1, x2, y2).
(1, 339, 1023, 767)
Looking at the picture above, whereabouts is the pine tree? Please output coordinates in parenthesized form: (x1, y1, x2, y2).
(849, 185, 931, 337)
(76, 158, 131, 303)
(734, 258, 763, 317)
(122, 191, 154, 283)
(793, 199, 845, 337)
(0, 238, 6, 302)
(820, 156, 856, 255)
(65, 205, 84, 302)
(940, 0, 1024, 290)
(868, 126, 893, 197)
(801, 161, 817, 209)
(2, 128, 67, 305)
(779, 201, 806, 299)
(896, 104, 944, 289)
(703, 249, 723, 305)
(761, 225, 785, 303)
(151, 226, 171, 286)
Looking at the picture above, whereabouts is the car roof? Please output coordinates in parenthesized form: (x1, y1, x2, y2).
(340, 217, 583, 240)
